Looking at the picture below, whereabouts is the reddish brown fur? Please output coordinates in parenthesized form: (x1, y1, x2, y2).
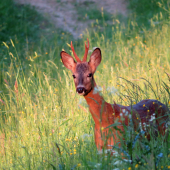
(60, 40, 169, 152)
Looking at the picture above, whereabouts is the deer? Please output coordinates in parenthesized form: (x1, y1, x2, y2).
(60, 39, 169, 155)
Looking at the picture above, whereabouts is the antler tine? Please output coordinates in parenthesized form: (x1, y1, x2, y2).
(82, 38, 89, 62)
(71, 41, 81, 62)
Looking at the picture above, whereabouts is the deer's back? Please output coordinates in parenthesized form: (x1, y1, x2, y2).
(130, 99, 168, 119)
(128, 99, 169, 136)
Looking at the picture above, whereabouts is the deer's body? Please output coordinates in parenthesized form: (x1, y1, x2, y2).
(83, 78, 167, 150)
(60, 39, 169, 152)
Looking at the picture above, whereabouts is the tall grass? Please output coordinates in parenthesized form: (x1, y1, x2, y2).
(0, 0, 170, 169)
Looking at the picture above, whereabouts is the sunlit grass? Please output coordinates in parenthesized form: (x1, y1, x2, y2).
(0, 1, 170, 169)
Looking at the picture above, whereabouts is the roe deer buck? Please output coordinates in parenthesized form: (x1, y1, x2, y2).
(60, 39, 169, 153)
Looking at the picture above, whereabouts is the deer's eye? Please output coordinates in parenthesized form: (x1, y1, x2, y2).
(87, 73, 92, 77)
(72, 75, 76, 79)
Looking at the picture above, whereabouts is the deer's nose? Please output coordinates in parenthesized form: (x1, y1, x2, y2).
(77, 87, 85, 94)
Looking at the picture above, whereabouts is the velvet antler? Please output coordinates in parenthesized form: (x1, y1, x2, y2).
(82, 38, 89, 62)
(71, 41, 81, 62)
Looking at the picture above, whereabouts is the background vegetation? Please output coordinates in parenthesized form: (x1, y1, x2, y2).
(0, 0, 170, 169)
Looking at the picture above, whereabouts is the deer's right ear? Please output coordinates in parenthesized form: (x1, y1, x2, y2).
(60, 51, 76, 72)
(88, 48, 102, 74)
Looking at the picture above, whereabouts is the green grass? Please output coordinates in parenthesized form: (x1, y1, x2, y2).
(0, 0, 170, 169)
(0, 0, 74, 93)
(129, 0, 170, 29)
(0, 0, 52, 47)
(76, 1, 111, 21)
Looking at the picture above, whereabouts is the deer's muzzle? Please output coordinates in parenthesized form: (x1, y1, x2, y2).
(76, 87, 86, 95)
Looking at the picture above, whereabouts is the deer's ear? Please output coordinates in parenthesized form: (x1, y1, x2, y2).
(60, 51, 76, 72)
(88, 48, 101, 73)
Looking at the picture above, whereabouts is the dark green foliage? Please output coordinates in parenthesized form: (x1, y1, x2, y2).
(129, 0, 170, 27)
(0, 0, 43, 42)
(76, 2, 111, 21)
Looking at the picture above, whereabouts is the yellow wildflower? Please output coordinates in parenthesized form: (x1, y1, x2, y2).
(135, 164, 138, 168)
(77, 163, 81, 167)
(101, 127, 104, 131)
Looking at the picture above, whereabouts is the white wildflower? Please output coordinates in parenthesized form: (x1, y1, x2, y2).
(125, 111, 129, 116)
(105, 149, 119, 156)
(107, 86, 118, 95)
(165, 121, 170, 128)
(81, 134, 92, 140)
(111, 150, 119, 156)
(146, 123, 150, 127)
(78, 98, 85, 104)
(143, 122, 146, 130)
(94, 163, 101, 168)
(98, 148, 119, 157)
(139, 122, 143, 131)
(149, 114, 155, 122)
(123, 159, 132, 163)
(93, 86, 102, 94)
(113, 160, 122, 165)
(98, 150, 102, 155)
(88, 50, 92, 53)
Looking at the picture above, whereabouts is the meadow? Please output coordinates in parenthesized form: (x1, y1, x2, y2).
(0, 0, 170, 169)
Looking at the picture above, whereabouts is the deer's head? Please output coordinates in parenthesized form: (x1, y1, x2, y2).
(60, 39, 101, 96)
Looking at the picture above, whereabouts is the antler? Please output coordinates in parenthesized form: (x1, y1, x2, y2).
(82, 38, 89, 62)
(71, 41, 81, 62)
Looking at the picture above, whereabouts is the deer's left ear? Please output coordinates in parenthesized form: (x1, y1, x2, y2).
(88, 48, 102, 73)
(60, 51, 76, 72)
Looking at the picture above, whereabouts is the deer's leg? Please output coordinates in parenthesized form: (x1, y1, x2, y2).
(94, 125, 104, 152)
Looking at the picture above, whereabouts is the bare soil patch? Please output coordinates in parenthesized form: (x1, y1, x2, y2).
(14, 0, 128, 38)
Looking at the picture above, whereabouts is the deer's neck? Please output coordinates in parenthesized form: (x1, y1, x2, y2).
(84, 82, 114, 126)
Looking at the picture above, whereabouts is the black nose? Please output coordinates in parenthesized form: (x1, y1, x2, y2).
(77, 87, 85, 93)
